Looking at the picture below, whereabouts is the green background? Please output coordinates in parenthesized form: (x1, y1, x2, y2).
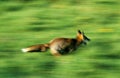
(0, 0, 120, 78)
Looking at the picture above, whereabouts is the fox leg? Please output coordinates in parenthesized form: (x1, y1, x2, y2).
(50, 48, 61, 56)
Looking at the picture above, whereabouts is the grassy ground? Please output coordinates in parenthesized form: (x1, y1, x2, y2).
(0, 0, 120, 78)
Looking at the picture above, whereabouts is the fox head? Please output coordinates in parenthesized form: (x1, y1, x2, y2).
(77, 30, 90, 45)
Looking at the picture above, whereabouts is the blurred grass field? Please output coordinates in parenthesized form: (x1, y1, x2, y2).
(0, 0, 120, 78)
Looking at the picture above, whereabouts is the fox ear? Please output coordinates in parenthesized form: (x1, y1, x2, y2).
(82, 31, 84, 34)
(78, 30, 82, 34)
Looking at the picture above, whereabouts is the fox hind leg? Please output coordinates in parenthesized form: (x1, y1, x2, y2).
(50, 48, 61, 56)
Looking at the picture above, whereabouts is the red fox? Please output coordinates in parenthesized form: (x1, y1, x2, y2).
(48, 30, 90, 56)
(21, 30, 90, 55)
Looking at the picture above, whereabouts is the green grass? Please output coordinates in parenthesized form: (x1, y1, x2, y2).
(0, 0, 120, 78)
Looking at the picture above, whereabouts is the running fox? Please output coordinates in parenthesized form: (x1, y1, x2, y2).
(21, 30, 90, 55)
(49, 30, 90, 56)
